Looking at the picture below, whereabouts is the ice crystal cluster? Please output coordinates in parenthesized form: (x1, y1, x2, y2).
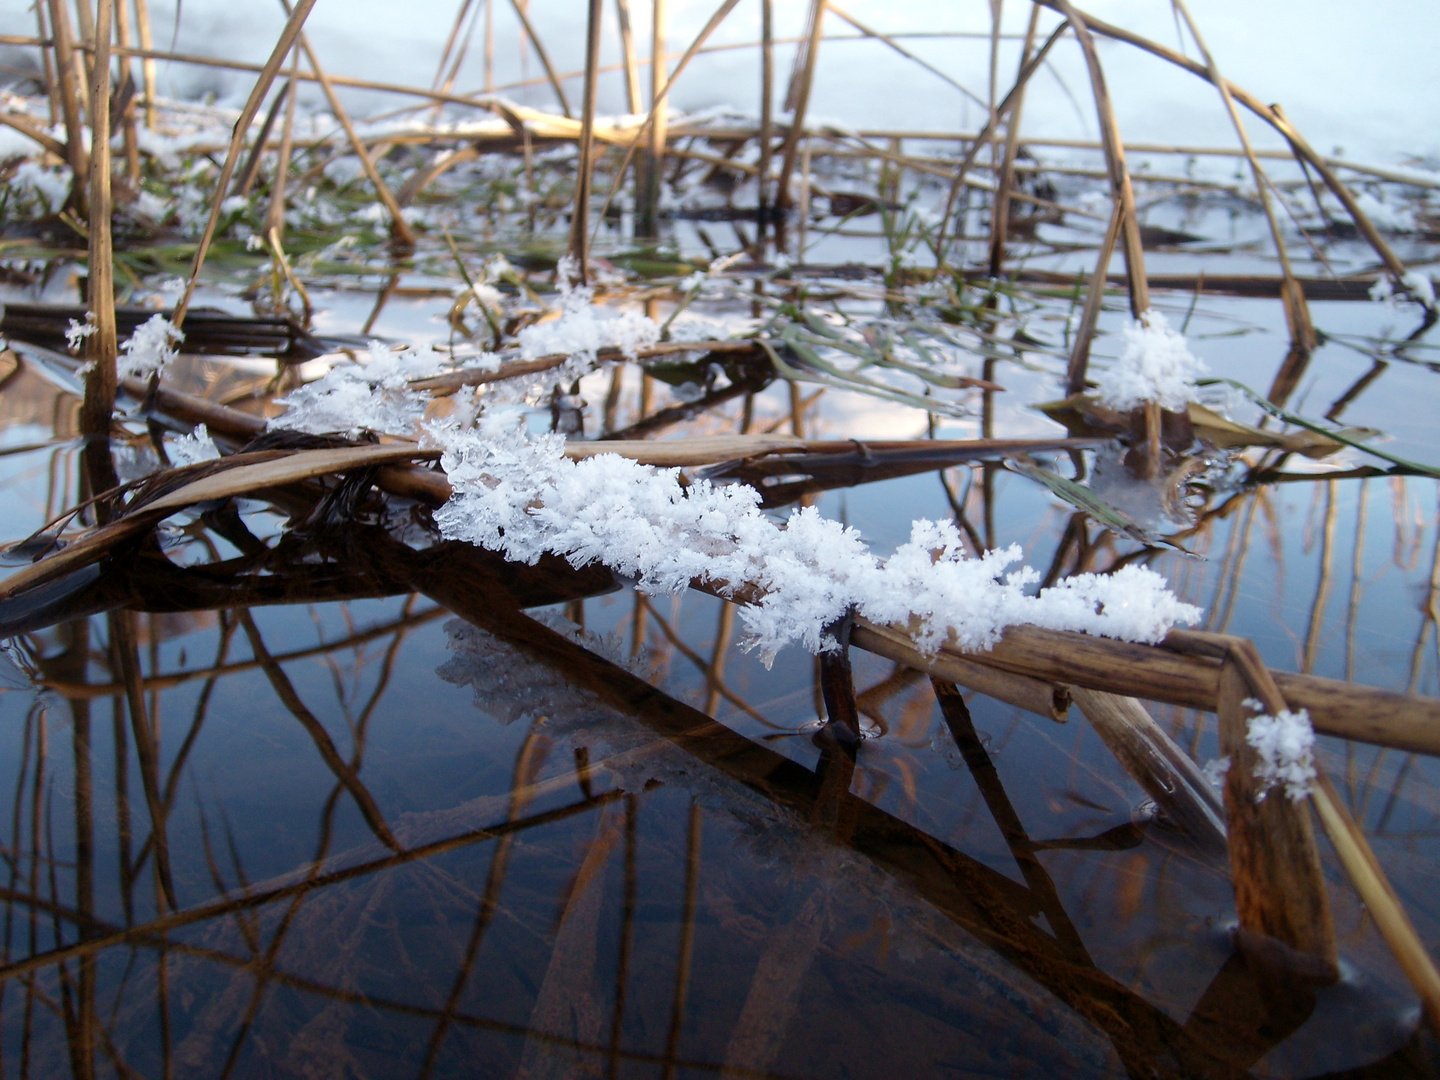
(429, 413, 1202, 663)
(270, 343, 449, 437)
(168, 424, 221, 466)
(118, 315, 184, 379)
(516, 256, 658, 365)
(1244, 700, 1316, 801)
(1092, 310, 1208, 412)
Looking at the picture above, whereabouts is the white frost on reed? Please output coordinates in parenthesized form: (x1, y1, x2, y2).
(1244, 699, 1316, 801)
(270, 343, 449, 437)
(168, 424, 221, 466)
(1092, 310, 1207, 412)
(517, 256, 658, 365)
(429, 413, 1202, 664)
(118, 315, 184, 379)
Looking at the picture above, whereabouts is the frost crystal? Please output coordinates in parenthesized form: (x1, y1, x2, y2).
(517, 256, 658, 366)
(1244, 701, 1316, 801)
(430, 417, 1202, 664)
(1091, 310, 1207, 412)
(169, 424, 221, 466)
(65, 317, 97, 352)
(1201, 756, 1231, 791)
(270, 343, 449, 437)
(118, 315, 183, 379)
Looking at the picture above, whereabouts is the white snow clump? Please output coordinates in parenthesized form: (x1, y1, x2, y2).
(517, 256, 658, 365)
(1244, 699, 1316, 801)
(118, 315, 183, 379)
(270, 343, 450, 437)
(1091, 310, 1207, 412)
(429, 414, 1202, 664)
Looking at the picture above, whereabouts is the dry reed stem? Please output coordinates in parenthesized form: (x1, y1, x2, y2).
(285, 17, 417, 248)
(0, 112, 67, 162)
(637, 0, 668, 238)
(590, 0, 744, 240)
(1051, 0, 1148, 319)
(614, 0, 642, 114)
(1171, 0, 1315, 353)
(1309, 770, 1440, 1031)
(131, 0, 157, 129)
(774, 0, 826, 213)
(756, 0, 773, 249)
(932, 18, 1069, 259)
(171, 0, 320, 328)
(111, 0, 140, 186)
(1037, 0, 1422, 302)
(44, 0, 88, 209)
(505, 0, 572, 117)
(81, 0, 117, 439)
(826, 3, 985, 109)
(1069, 686, 1227, 853)
(988, 5, 1042, 279)
(1064, 198, 1122, 396)
(851, 620, 1068, 722)
(568, 0, 606, 281)
(264, 44, 303, 244)
(1217, 651, 1336, 975)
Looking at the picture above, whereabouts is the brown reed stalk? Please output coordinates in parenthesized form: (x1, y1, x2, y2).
(233, 76, 291, 198)
(112, 0, 141, 186)
(568, 0, 606, 281)
(264, 44, 302, 244)
(1069, 686, 1227, 853)
(826, 2, 986, 109)
(1064, 198, 1122, 396)
(171, 0, 320, 328)
(774, 0, 826, 213)
(988, 4, 1041, 278)
(131, 0, 157, 129)
(286, 18, 417, 248)
(1171, 0, 1315, 352)
(81, 0, 117, 440)
(1038, 0, 1421, 303)
(506, 0, 572, 117)
(46, 0, 89, 211)
(756, 0, 773, 250)
(1309, 770, 1440, 1030)
(932, 18, 1068, 261)
(596, 0, 742, 241)
(433, 0, 477, 92)
(1051, 1, 1147, 319)
(33, 1, 61, 128)
(637, 0, 667, 238)
(614, 0, 642, 114)
(1218, 644, 1337, 975)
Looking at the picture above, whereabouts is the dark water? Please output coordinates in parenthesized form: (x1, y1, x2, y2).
(1, 171, 1439, 1077)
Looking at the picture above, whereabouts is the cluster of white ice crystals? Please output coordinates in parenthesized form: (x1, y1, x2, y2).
(168, 423, 221, 466)
(429, 414, 1202, 664)
(516, 256, 659, 365)
(1244, 699, 1316, 801)
(1092, 310, 1207, 412)
(270, 343, 449, 437)
(118, 315, 183, 379)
